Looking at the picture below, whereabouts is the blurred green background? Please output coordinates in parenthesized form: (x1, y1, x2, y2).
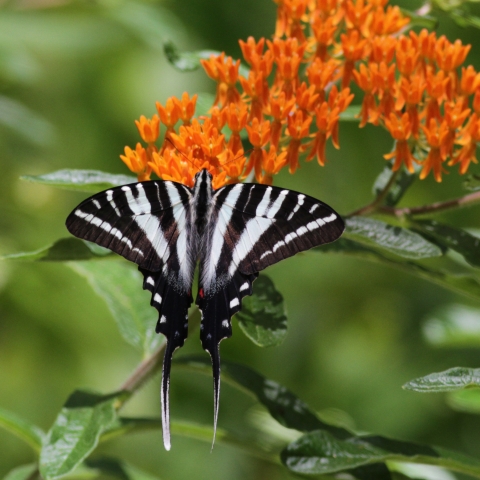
(2, 0, 480, 478)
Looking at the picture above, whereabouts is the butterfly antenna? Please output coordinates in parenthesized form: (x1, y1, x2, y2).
(161, 340, 175, 451)
(164, 137, 197, 170)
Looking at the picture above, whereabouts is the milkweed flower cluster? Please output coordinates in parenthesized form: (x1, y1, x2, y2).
(121, 0, 480, 187)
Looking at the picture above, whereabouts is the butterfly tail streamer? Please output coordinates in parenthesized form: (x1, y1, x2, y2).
(139, 267, 193, 451)
(161, 339, 175, 451)
(210, 340, 221, 451)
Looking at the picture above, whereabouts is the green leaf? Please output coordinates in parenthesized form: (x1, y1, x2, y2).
(84, 457, 163, 480)
(464, 174, 480, 191)
(450, 8, 480, 29)
(176, 356, 351, 439)
(448, 389, 480, 414)
(69, 260, 161, 355)
(21, 169, 137, 193)
(3, 464, 38, 480)
(412, 220, 480, 268)
(236, 274, 287, 347)
(345, 217, 443, 259)
(1, 238, 112, 262)
(422, 303, 480, 348)
(0, 94, 55, 147)
(281, 430, 480, 477)
(40, 390, 122, 480)
(163, 40, 249, 77)
(400, 8, 438, 29)
(319, 238, 480, 301)
(403, 367, 480, 393)
(339, 105, 361, 122)
(372, 164, 416, 207)
(0, 407, 44, 452)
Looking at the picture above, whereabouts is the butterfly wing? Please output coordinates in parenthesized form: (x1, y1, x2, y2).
(66, 180, 195, 450)
(197, 182, 344, 444)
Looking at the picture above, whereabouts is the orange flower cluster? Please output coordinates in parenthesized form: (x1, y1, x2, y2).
(121, 0, 480, 187)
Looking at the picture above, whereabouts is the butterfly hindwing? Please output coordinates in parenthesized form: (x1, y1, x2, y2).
(196, 269, 258, 446)
(140, 267, 193, 451)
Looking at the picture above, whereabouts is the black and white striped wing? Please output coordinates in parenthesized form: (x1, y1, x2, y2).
(197, 182, 344, 444)
(65, 180, 195, 451)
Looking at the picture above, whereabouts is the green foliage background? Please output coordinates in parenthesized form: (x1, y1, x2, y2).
(2, 0, 480, 478)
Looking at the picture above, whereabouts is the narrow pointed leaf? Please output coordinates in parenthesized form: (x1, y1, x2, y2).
(345, 217, 443, 259)
(40, 390, 122, 480)
(163, 40, 249, 77)
(448, 389, 480, 414)
(176, 356, 351, 439)
(422, 304, 480, 347)
(403, 367, 480, 393)
(464, 174, 480, 191)
(236, 274, 287, 347)
(319, 238, 480, 301)
(1, 238, 112, 262)
(0, 407, 44, 452)
(282, 430, 480, 477)
(21, 169, 136, 193)
(400, 8, 438, 29)
(0, 94, 55, 146)
(69, 260, 161, 355)
(412, 220, 480, 268)
(4, 464, 38, 480)
(84, 457, 163, 480)
(372, 164, 416, 206)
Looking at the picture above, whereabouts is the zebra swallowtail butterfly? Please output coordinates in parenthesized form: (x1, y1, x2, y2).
(66, 169, 344, 450)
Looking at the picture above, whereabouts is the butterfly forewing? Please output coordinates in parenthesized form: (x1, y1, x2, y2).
(66, 181, 194, 275)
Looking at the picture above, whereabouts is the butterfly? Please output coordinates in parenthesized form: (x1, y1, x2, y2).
(66, 169, 344, 450)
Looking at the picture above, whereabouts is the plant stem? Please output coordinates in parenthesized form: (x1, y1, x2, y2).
(379, 190, 480, 218)
(117, 308, 201, 405)
(348, 169, 399, 217)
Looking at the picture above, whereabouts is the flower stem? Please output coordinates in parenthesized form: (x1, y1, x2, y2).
(379, 190, 480, 217)
(348, 169, 400, 217)
(117, 308, 201, 406)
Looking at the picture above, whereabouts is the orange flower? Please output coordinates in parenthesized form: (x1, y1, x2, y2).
(267, 91, 296, 148)
(420, 119, 449, 182)
(260, 147, 288, 184)
(395, 36, 419, 78)
(424, 67, 450, 125)
(340, 30, 368, 88)
(173, 93, 197, 126)
(383, 113, 416, 172)
(450, 113, 480, 174)
(344, 0, 372, 32)
(201, 53, 241, 107)
(370, 35, 396, 64)
(353, 63, 379, 127)
(245, 118, 271, 178)
(224, 102, 248, 154)
(367, 5, 409, 37)
(120, 143, 152, 181)
(311, 15, 338, 61)
(306, 57, 340, 103)
(285, 110, 312, 173)
(135, 114, 160, 144)
(395, 75, 424, 137)
(239, 71, 269, 121)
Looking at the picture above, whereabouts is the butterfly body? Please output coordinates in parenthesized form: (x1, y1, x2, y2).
(66, 168, 344, 450)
